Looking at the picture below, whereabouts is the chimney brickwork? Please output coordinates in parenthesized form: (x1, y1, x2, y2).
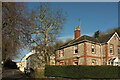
(74, 26, 80, 39)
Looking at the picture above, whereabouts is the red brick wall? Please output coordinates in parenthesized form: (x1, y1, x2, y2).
(74, 30, 80, 39)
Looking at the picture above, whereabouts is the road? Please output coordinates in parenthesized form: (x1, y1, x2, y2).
(2, 69, 29, 80)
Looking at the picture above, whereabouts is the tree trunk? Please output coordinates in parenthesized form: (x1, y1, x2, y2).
(44, 33, 50, 65)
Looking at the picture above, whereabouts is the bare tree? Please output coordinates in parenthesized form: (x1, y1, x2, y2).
(30, 3, 66, 64)
(98, 27, 120, 37)
(106, 27, 120, 34)
(2, 2, 32, 61)
(29, 40, 64, 69)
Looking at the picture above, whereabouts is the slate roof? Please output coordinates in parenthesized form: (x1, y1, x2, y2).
(97, 33, 114, 43)
(58, 35, 99, 49)
(61, 35, 99, 47)
(58, 32, 120, 50)
(117, 32, 120, 36)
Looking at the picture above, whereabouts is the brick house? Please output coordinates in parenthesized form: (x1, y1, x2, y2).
(55, 26, 120, 66)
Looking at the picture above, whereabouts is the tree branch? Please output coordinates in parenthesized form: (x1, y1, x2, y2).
(47, 23, 53, 32)
(33, 40, 39, 46)
(35, 31, 45, 39)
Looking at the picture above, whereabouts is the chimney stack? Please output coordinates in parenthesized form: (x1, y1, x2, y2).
(74, 26, 80, 39)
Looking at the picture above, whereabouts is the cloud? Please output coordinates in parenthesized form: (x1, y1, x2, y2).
(57, 32, 94, 42)
(57, 35, 74, 42)
(82, 32, 94, 37)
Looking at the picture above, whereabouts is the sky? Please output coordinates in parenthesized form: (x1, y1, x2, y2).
(13, 2, 118, 62)
(25, 2, 118, 41)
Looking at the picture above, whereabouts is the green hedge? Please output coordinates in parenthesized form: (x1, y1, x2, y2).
(45, 65, 120, 79)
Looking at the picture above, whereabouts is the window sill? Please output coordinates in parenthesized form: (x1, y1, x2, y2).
(92, 52, 96, 54)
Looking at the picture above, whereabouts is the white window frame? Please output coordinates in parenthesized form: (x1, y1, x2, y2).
(92, 44, 95, 54)
(60, 61, 64, 65)
(60, 49, 63, 57)
(92, 60, 96, 65)
(74, 45, 78, 54)
(60, 63, 63, 65)
(110, 45, 113, 54)
(118, 46, 120, 54)
(73, 61, 78, 65)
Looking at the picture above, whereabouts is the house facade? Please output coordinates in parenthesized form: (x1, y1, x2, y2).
(25, 52, 55, 70)
(24, 48, 55, 74)
(19, 50, 35, 72)
(16, 62, 21, 68)
(56, 26, 120, 66)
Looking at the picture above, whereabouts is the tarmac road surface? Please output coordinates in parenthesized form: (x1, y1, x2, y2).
(2, 69, 29, 80)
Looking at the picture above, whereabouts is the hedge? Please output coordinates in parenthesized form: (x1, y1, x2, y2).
(44, 65, 120, 79)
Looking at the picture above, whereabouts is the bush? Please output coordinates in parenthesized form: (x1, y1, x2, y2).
(45, 65, 120, 79)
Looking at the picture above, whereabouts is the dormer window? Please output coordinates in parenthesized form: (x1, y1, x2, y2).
(74, 45, 78, 54)
(92, 44, 95, 53)
(110, 45, 113, 54)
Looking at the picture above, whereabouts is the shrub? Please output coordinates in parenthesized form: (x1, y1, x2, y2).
(45, 65, 120, 79)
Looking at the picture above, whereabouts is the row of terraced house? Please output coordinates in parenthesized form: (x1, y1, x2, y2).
(55, 26, 120, 66)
